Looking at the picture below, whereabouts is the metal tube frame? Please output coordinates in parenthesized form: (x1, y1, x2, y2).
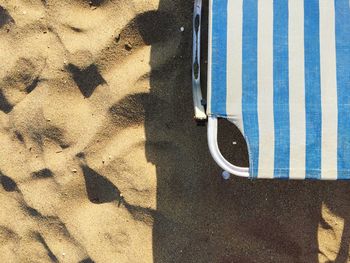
(192, 0, 207, 121)
(208, 117, 250, 177)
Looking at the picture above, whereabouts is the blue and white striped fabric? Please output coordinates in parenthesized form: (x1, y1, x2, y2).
(207, 0, 350, 179)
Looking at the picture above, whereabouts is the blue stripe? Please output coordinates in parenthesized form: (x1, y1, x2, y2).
(304, 0, 322, 179)
(335, 0, 350, 179)
(242, 0, 259, 178)
(273, 0, 290, 179)
(210, 0, 227, 116)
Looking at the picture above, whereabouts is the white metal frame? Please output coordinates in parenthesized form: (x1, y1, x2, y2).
(192, 0, 207, 121)
(208, 117, 250, 177)
(192, 0, 250, 178)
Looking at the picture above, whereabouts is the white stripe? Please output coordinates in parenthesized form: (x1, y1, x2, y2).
(226, 0, 243, 131)
(288, 0, 306, 179)
(257, 0, 274, 178)
(207, 0, 213, 114)
(319, 0, 338, 179)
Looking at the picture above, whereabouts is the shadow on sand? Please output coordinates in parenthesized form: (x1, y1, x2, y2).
(143, 0, 350, 262)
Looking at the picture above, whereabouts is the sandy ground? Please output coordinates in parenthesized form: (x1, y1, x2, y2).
(0, 0, 350, 262)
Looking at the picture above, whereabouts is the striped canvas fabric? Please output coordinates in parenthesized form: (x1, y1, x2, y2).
(207, 0, 350, 179)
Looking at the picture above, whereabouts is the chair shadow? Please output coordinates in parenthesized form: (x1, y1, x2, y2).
(321, 182, 350, 263)
(144, 1, 350, 262)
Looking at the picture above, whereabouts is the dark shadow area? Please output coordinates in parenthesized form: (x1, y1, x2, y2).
(123, 202, 157, 225)
(81, 163, 121, 204)
(25, 76, 40, 93)
(321, 182, 350, 263)
(79, 258, 95, 263)
(87, 0, 107, 7)
(143, 1, 350, 262)
(0, 90, 13, 113)
(109, 92, 166, 128)
(23, 205, 44, 218)
(77, 153, 158, 224)
(133, 11, 174, 46)
(0, 6, 14, 28)
(0, 171, 17, 192)
(336, 222, 350, 262)
(14, 131, 24, 143)
(69, 26, 84, 33)
(34, 232, 58, 263)
(66, 63, 106, 98)
(31, 168, 53, 179)
(31, 126, 70, 151)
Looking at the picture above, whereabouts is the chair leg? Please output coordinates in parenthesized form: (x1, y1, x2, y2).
(207, 116, 250, 177)
(192, 0, 207, 121)
(222, 170, 231, 180)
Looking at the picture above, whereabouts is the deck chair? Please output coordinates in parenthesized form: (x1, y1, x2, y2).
(192, 0, 350, 180)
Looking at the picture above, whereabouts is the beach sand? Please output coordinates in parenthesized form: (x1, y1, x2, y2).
(0, 0, 350, 262)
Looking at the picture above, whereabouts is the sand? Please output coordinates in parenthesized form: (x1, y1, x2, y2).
(0, 0, 350, 262)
